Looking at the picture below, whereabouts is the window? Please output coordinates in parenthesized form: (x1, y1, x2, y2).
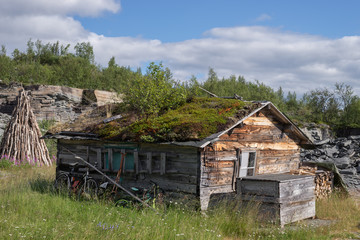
(238, 151, 256, 177)
(103, 148, 135, 171)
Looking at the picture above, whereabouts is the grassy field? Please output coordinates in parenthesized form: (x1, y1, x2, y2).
(0, 166, 359, 240)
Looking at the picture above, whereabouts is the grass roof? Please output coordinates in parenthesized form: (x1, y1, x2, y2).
(49, 97, 262, 143)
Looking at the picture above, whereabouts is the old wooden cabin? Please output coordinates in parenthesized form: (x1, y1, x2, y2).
(45, 97, 312, 215)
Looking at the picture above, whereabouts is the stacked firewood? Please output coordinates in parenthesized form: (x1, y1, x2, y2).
(291, 165, 333, 199)
(314, 171, 333, 199)
(0, 89, 52, 166)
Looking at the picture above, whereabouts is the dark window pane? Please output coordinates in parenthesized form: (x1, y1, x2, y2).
(247, 169, 254, 176)
(248, 152, 256, 167)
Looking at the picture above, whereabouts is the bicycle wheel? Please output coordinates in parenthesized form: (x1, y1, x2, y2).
(54, 173, 70, 196)
(78, 178, 98, 201)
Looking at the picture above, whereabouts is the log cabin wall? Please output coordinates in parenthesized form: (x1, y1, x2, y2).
(199, 108, 302, 210)
(57, 139, 200, 195)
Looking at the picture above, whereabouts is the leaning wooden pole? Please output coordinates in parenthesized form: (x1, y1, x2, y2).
(0, 89, 52, 166)
(62, 146, 159, 213)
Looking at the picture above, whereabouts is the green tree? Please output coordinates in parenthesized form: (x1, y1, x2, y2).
(124, 62, 187, 116)
(0, 45, 14, 82)
(342, 97, 360, 127)
(74, 42, 94, 64)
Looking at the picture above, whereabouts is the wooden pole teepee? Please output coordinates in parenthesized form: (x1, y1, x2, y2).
(0, 89, 52, 166)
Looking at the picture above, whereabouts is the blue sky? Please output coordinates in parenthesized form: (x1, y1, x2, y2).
(1, 0, 360, 95)
(77, 0, 360, 40)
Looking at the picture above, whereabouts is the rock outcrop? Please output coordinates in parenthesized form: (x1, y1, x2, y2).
(0, 83, 122, 139)
(300, 123, 332, 142)
(301, 135, 360, 195)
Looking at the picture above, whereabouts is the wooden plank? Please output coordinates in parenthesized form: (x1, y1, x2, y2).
(160, 152, 166, 175)
(200, 178, 233, 186)
(147, 152, 152, 174)
(279, 200, 315, 225)
(203, 161, 234, 168)
(213, 141, 300, 151)
(59, 139, 102, 146)
(108, 148, 113, 172)
(121, 149, 126, 173)
(93, 148, 102, 169)
(258, 161, 299, 174)
(201, 167, 234, 174)
(202, 171, 236, 178)
(279, 179, 315, 198)
(140, 143, 197, 154)
(243, 116, 279, 126)
(258, 156, 294, 165)
(121, 177, 198, 194)
(134, 151, 139, 174)
(258, 149, 299, 158)
(240, 192, 315, 204)
(239, 180, 279, 197)
(165, 161, 198, 175)
(86, 146, 90, 162)
(162, 173, 197, 184)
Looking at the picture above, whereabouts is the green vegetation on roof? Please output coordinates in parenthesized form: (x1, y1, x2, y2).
(96, 97, 260, 143)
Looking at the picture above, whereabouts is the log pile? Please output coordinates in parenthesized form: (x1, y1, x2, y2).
(291, 165, 333, 199)
(0, 89, 52, 166)
(315, 171, 333, 199)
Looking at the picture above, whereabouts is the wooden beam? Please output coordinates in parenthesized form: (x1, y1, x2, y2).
(199, 87, 218, 97)
(160, 152, 166, 175)
(147, 152, 152, 174)
(134, 151, 139, 174)
(121, 149, 126, 173)
(96, 148, 102, 169)
(86, 146, 90, 162)
(108, 148, 113, 172)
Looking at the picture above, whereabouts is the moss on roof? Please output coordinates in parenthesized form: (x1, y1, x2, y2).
(48, 97, 262, 142)
(94, 97, 261, 142)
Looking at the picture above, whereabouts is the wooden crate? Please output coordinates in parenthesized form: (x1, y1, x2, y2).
(237, 174, 315, 226)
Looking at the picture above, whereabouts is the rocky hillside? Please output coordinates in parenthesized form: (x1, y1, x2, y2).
(301, 127, 360, 195)
(0, 83, 122, 139)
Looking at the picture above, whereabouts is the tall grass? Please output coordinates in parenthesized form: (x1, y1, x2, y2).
(0, 154, 56, 169)
(316, 193, 360, 238)
(0, 166, 359, 239)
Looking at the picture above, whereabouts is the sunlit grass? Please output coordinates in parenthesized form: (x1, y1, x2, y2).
(0, 166, 359, 239)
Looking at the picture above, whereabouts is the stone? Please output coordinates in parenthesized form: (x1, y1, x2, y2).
(0, 84, 122, 123)
(339, 168, 357, 175)
(348, 135, 360, 140)
(343, 140, 352, 147)
(314, 138, 330, 146)
(325, 147, 338, 157)
(0, 112, 11, 140)
(341, 175, 360, 193)
(300, 124, 332, 143)
(333, 157, 351, 169)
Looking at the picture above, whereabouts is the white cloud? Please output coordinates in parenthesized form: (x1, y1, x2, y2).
(1, 0, 360, 96)
(256, 14, 272, 22)
(0, 0, 120, 17)
(0, 0, 120, 51)
(94, 26, 358, 96)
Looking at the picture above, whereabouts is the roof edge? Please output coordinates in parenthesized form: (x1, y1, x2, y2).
(199, 101, 313, 148)
(199, 102, 268, 148)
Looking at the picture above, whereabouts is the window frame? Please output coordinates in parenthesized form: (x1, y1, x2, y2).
(238, 150, 257, 178)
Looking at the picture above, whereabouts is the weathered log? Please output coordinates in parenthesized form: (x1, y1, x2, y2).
(0, 89, 52, 166)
